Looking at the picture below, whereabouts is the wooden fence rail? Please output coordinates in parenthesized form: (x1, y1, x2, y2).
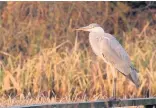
(11, 97, 156, 108)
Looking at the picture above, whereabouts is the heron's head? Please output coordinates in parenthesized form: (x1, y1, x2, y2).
(75, 23, 104, 33)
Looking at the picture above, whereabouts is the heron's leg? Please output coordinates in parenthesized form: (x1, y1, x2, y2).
(111, 66, 117, 99)
(113, 75, 117, 99)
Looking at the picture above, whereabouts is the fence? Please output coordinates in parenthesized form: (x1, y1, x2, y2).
(11, 97, 156, 108)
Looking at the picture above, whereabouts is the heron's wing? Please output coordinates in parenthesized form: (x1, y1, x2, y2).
(100, 33, 132, 75)
(110, 36, 131, 64)
(100, 33, 140, 87)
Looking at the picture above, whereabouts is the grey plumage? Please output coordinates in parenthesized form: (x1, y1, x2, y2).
(75, 23, 140, 96)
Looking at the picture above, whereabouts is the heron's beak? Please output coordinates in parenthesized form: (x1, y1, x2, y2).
(75, 26, 90, 31)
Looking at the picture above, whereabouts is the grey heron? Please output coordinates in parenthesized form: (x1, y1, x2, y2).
(75, 23, 140, 99)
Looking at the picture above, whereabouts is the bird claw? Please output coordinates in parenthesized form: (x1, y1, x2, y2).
(109, 97, 120, 101)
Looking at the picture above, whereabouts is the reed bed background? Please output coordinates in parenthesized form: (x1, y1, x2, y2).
(0, 1, 156, 107)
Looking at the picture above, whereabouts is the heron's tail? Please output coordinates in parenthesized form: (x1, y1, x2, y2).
(128, 66, 140, 88)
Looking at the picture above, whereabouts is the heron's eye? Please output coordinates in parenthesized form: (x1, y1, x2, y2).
(90, 25, 94, 28)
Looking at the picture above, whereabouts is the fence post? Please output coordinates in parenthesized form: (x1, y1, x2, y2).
(145, 105, 156, 108)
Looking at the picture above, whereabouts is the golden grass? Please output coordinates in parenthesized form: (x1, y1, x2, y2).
(0, 1, 155, 107)
(0, 26, 156, 106)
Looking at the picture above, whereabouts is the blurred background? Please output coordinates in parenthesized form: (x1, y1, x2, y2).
(0, 1, 155, 106)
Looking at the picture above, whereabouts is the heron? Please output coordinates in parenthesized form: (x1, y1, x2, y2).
(75, 23, 140, 99)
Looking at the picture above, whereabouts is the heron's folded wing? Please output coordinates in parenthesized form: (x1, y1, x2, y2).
(100, 33, 139, 86)
(100, 34, 131, 75)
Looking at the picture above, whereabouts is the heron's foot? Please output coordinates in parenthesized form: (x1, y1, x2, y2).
(109, 97, 120, 101)
(109, 97, 116, 101)
(96, 99, 105, 102)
